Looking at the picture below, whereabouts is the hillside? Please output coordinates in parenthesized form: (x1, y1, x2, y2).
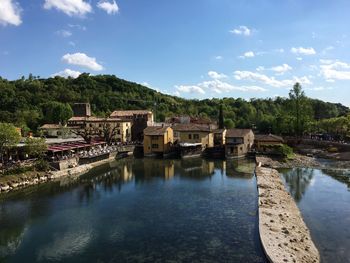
(0, 74, 348, 135)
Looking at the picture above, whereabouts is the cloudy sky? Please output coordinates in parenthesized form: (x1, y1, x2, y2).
(1, 0, 350, 106)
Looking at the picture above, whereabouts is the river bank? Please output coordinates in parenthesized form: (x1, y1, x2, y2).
(0, 156, 118, 194)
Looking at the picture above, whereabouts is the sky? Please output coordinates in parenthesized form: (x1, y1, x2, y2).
(1, 0, 350, 106)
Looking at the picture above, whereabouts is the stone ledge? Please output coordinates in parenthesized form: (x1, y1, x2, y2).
(255, 166, 319, 263)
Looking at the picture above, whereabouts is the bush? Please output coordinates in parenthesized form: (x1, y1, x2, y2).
(35, 159, 50, 172)
(262, 144, 294, 158)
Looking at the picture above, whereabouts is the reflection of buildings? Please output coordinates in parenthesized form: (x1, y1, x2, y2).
(133, 159, 175, 182)
(282, 168, 314, 202)
(179, 158, 215, 179)
(225, 159, 255, 178)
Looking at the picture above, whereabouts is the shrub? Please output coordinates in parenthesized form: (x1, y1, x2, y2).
(35, 159, 49, 172)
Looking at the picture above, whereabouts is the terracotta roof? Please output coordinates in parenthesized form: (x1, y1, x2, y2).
(110, 110, 152, 117)
(40, 124, 61, 129)
(144, 126, 169, 136)
(226, 129, 253, 138)
(172, 124, 213, 132)
(255, 134, 284, 143)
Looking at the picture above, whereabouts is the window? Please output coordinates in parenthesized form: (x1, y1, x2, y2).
(193, 134, 199, 139)
(188, 134, 192, 139)
(117, 130, 121, 135)
(152, 144, 159, 149)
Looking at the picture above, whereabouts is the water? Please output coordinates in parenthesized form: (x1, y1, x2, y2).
(0, 158, 266, 263)
(280, 167, 350, 263)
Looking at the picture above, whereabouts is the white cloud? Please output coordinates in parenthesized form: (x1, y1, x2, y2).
(290, 47, 316, 55)
(52, 69, 82, 78)
(68, 41, 76, 46)
(208, 71, 227, 79)
(175, 85, 205, 95)
(44, 0, 92, 17)
(230, 25, 252, 36)
(68, 24, 87, 31)
(0, 0, 22, 26)
(239, 51, 255, 59)
(320, 60, 350, 81)
(321, 46, 334, 55)
(234, 71, 311, 88)
(62, 52, 104, 71)
(296, 57, 303, 61)
(56, 29, 72, 37)
(215, 55, 223, 60)
(97, 0, 119, 14)
(270, 64, 292, 74)
(175, 78, 267, 96)
(275, 48, 285, 53)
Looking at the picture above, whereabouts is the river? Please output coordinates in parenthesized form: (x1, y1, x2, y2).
(280, 167, 350, 263)
(0, 158, 266, 263)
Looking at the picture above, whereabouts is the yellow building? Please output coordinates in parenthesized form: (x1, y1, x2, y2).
(173, 124, 214, 149)
(143, 126, 173, 156)
(225, 129, 254, 158)
(67, 116, 132, 143)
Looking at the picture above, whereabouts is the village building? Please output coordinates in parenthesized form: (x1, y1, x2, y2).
(225, 129, 254, 158)
(67, 116, 131, 143)
(39, 124, 77, 138)
(172, 124, 214, 149)
(213, 129, 226, 146)
(143, 126, 173, 156)
(110, 110, 154, 141)
(254, 134, 284, 152)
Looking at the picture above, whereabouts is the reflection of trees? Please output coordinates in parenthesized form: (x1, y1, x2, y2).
(0, 203, 32, 260)
(321, 169, 350, 189)
(282, 168, 314, 202)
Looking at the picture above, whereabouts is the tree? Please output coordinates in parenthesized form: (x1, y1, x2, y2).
(218, 104, 224, 129)
(289, 83, 312, 136)
(41, 102, 73, 125)
(101, 121, 118, 145)
(0, 123, 21, 172)
(24, 137, 47, 159)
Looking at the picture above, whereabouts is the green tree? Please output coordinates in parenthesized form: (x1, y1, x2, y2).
(218, 104, 224, 129)
(288, 83, 312, 136)
(0, 123, 21, 172)
(24, 137, 47, 159)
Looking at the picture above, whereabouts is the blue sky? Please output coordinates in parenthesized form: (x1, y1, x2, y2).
(1, 0, 350, 106)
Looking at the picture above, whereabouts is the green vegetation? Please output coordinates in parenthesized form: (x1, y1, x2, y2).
(0, 123, 21, 171)
(0, 74, 349, 137)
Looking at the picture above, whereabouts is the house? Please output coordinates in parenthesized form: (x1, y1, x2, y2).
(213, 129, 226, 146)
(110, 110, 154, 141)
(143, 126, 173, 156)
(67, 116, 132, 143)
(225, 129, 254, 158)
(39, 124, 77, 138)
(172, 124, 214, 149)
(254, 134, 284, 152)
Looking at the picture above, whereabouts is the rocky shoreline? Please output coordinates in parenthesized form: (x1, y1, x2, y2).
(0, 157, 116, 195)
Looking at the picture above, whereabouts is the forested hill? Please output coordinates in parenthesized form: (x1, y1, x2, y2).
(0, 74, 348, 134)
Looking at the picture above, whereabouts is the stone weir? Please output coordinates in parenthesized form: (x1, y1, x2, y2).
(255, 160, 320, 263)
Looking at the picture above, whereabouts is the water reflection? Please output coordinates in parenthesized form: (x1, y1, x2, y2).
(280, 168, 350, 263)
(281, 168, 315, 202)
(321, 169, 350, 189)
(0, 158, 266, 263)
